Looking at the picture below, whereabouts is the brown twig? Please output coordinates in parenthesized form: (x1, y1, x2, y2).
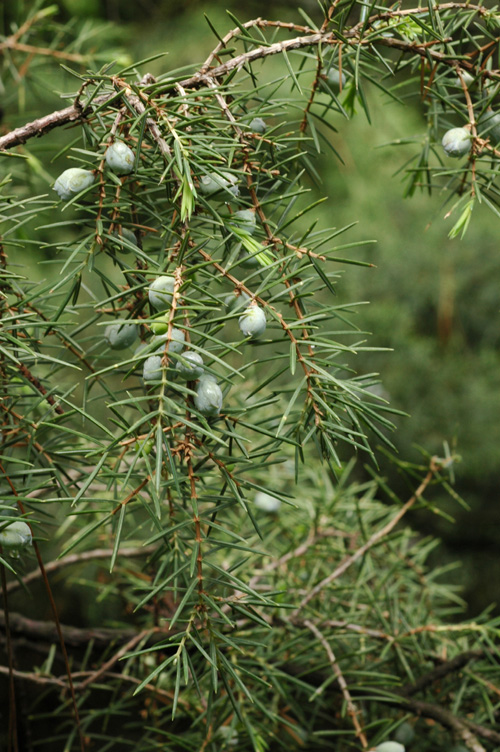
(0, 6, 497, 152)
(304, 618, 369, 749)
(5, 545, 157, 595)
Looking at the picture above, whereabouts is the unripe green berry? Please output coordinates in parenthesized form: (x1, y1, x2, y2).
(0, 519, 32, 553)
(150, 314, 169, 335)
(105, 140, 135, 175)
(255, 491, 281, 513)
(176, 351, 204, 380)
(249, 117, 267, 134)
(152, 328, 185, 354)
(199, 172, 239, 198)
(239, 304, 266, 339)
(374, 742, 405, 752)
(442, 127, 471, 158)
(148, 276, 175, 311)
(143, 355, 163, 382)
(105, 320, 138, 350)
(135, 438, 154, 455)
(194, 374, 223, 417)
(53, 168, 95, 200)
(230, 209, 257, 235)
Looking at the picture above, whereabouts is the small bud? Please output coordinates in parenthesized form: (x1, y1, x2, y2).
(105, 140, 135, 175)
(239, 304, 266, 339)
(148, 276, 175, 311)
(104, 320, 138, 350)
(441, 127, 471, 158)
(53, 168, 95, 200)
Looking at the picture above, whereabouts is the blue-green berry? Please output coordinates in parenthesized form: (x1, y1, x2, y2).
(249, 117, 267, 134)
(442, 127, 471, 158)
(176, 351, 204, 380)
(148, 276, 175, 310)
(194, 375, 223, 417)
(239, 305, 266, 338)
(105, 140, 135, 175)
(143, 355, 163, 382)
(152, 328, 185, 355)
(325, 67, 347, 87)
(394, 723, 414, 746)
(199, 172, 239, 199)
(230, 209, 256, 235)
(105, 320, 138, 350)
(53, 168, 95, 200)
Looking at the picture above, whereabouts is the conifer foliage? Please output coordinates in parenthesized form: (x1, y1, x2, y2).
(1, 3, 499, 751)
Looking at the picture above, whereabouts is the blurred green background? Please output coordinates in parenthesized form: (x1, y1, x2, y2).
(2, 0, 499, 617)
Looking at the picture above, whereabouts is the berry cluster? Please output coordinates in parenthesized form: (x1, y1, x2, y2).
(53, 121, 271, 423)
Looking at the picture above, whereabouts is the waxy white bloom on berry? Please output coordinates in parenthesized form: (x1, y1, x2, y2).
(53, 168, 95, 200)
(148, 276, 175, 310)
(441, 127, 471, 158)
(239, 304, 266, 338)
(194, 374, 223, 417)
(104, 321, 138, 350)
(105, 140, 135, 175)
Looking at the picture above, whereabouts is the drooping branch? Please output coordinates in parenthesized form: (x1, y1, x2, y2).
(291, 457, 441, 618)
(1, 5, 496, 152)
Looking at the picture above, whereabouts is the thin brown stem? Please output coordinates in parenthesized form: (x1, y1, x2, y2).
(304, 618, 368, 749)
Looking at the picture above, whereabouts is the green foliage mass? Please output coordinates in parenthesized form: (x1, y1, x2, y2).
(1, 2, 500, 752)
